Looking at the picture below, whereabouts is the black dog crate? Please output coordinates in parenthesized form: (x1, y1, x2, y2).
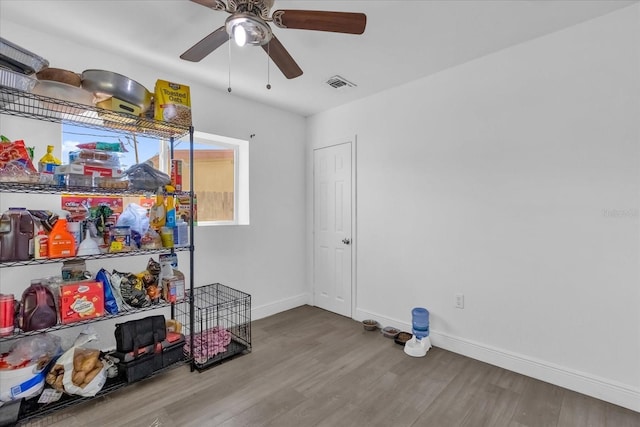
(176, 283, 251, 370)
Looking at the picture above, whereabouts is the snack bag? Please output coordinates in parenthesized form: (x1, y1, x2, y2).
(154, 80, 192, 126)
(0, 139, 38, 173)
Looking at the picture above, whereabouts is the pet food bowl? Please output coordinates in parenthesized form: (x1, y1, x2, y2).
(382, 326, 400, 338)
(362, 319, 378, 331)
(394, 331, 412, 346)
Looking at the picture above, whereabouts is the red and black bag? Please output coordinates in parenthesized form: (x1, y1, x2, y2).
(114, 315, 166, 356)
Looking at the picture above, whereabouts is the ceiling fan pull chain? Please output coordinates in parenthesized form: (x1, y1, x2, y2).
(266, 41, 271, 90)
(228, 33, 232, 93)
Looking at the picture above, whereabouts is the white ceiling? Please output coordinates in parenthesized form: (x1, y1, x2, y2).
(0, 0, 636, 117)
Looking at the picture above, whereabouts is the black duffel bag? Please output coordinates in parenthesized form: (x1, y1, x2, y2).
(115, 315, 166, 356)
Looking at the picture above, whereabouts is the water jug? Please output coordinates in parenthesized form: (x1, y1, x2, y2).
(0, 207, 34, 261)
(411, 307, 430, 340)
(19, 283, 57, 332)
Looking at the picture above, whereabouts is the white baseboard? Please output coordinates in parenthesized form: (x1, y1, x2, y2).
(431, 331, 640, 413)
(251, 293, 311, 321)
(354, 308, 640, 413)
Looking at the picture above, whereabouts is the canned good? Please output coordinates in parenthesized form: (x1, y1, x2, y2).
(0, 294, 15, 337)
(109, 225, 131, 252)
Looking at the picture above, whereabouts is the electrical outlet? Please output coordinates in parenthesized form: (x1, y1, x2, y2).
(455, 293, 464, 309)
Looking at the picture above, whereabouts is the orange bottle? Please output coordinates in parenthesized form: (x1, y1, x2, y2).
(48, 218, 76, 258)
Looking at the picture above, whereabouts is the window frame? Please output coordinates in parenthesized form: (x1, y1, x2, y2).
(174, 130, 249, 226)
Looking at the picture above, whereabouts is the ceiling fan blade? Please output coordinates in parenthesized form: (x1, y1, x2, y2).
(180, 26, 229, 62)
(190, 0, 227, 12)
(262, 35, 303, 79)
(272, 10, 366, 34)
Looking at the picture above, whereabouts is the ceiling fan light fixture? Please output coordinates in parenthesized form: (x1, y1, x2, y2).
(226, 13, 272, 47)
(233, 25, 247, 47)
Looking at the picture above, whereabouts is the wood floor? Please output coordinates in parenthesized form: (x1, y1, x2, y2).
(21, 305, 640, 427)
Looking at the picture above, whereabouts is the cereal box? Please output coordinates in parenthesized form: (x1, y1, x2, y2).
(59, 281, 104, 324)
(171, 159, 183, 191)
(154, 80, 192, 126)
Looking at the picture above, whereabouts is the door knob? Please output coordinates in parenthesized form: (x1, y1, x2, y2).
(342, 238, 351, 245)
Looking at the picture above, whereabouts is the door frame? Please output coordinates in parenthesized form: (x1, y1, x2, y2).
(312, 136, 357, 318)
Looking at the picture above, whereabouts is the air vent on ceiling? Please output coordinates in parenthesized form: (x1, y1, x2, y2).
(325, 75, 356, 90)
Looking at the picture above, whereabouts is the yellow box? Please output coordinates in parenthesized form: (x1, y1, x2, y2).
(154, 80, 192, 126)
(97, 97, 142, 117)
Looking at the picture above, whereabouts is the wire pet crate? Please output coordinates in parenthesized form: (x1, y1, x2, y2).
(176, 283, 251, 370)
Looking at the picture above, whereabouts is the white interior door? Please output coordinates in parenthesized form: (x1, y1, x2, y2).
(313, 142, 352, 317)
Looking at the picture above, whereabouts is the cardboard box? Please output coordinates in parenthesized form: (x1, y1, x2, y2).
(97, 97, 142, 117)
(161, 275, 184, 303)
(176, 194, 196, 226)
(154, 80, 192, 126)
(171, 159, 182, 191)
(55, 164, 123, 178)
(59, 281, 104, 324)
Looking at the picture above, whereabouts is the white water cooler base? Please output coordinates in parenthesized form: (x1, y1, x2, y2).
(404, 335, 432, 357)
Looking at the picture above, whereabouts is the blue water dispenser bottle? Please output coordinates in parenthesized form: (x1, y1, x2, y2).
(404, 307, 432, 357)
(412, 307, 430, 339)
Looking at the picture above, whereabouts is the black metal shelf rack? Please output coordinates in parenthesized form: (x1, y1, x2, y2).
(0, 86, 189, 139)
(0, 85, 196, 423)
(17, 358, 187, 424)
(0, 301, 173, 343)
(0, 246, 189, 268)
(0, 181, 192, 197)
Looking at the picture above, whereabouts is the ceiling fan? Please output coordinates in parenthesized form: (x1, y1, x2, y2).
(180, 0, 367, 79)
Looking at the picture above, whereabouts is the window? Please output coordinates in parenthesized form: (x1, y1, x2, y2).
(61, 125, 249, 225)
(162, 131, 249, 225)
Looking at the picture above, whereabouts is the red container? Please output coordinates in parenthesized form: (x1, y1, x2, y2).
(0, 294, 15, 336)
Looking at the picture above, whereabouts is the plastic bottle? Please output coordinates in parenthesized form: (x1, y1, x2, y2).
(67, 221, 81, 251)
(160, 226, 174, 248)
(34, 225, 49, 259)
(165, 187, 176, 229)
(0, 207, 34, 261)
(19, 282, 57, 331)
(38, 145, 64, 184)
(38, 144, 62, 175)
(149, 188, 166, 230)
(411, 307, 430, 340)
(48, 218, 76, 258)
(173, 219, 188, 247)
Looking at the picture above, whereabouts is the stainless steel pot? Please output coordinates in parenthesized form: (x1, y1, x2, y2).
(81, 69, 152, 112)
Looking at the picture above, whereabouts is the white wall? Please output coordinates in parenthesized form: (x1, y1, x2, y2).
(307, 5, 640, 411)
(0, 20, 309, 347)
